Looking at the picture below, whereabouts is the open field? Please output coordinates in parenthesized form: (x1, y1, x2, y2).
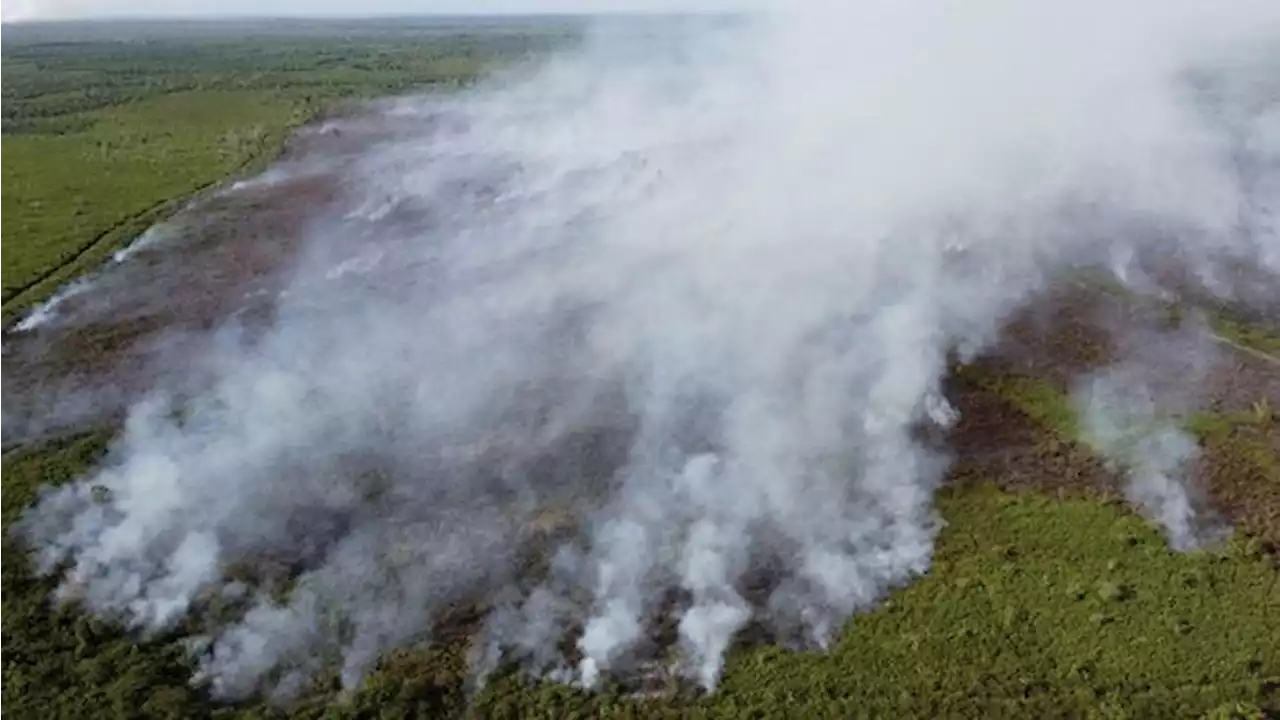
(1, 19, 568, 321)
(3, 15, 1280, 720)
(2, 90, 308, 317)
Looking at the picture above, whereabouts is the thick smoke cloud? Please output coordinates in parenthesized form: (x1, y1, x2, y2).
(15, 0, 1280, 701)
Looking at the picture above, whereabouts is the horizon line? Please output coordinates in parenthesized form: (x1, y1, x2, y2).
(3, 10, 748, 25)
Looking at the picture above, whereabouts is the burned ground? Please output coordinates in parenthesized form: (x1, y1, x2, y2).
(5, 96, 1280, 594)
(952, 285, 1280, 549)
(4, 85, 1280, 718)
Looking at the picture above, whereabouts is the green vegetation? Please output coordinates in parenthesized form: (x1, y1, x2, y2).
(1, 22, 566, 321)
(3, 438, 1277, 718)
(1070, 269, 1280, 360)
(3, 91, 306, 317)
(2, 22, 568, 135)
(964, 361, 1280, 549)
(970, 366, 1279, 483)
(1187, 404, 1280, 480)
(3, 20, 1278, 720)
(473, 487, 1279, 719)
(971, 371, 1082, 439)
(1210, 316, 1280, 358)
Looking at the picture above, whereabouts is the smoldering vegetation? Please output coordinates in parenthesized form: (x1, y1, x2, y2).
(8, 1, 1280, 704)
(1, 104, 414, 444)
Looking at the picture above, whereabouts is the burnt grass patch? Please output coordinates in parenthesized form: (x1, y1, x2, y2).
(4, 308, 1280, 717)
(961, 282, 1280, 550)
(3, 121, 1280, 717)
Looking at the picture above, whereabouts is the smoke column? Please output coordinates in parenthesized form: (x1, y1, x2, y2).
(15, 0, 1280, 700)
(1072, 321, 1229, 551)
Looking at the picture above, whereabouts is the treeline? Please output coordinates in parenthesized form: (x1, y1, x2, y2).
(1, 32, 572, 135)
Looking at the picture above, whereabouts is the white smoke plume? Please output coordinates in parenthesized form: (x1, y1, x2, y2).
(11, 224, 178, 334)
(1072, 321, 1227, 551)
(14, 0, 1280, 701)
(1075, 380, 1203, 551)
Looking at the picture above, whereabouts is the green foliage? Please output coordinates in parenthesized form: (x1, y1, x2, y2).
(2, 90, 304, 317)
(1202, 700, 1266, 720)
(1209, 316, 1280, 358)
(958, 368, 1081, 438)
(1, 28, 560, 322)
(4, 436, 1277, 718)
(478, 486, 1280, 717)
(3, 20, 1277, 720)
(1, 431, 214, 720)
(971, 368, 1279, 483)
(1187, 409, 1280, 481)
(1, 28, 561, 135)
(1067, 268, 1280, 360)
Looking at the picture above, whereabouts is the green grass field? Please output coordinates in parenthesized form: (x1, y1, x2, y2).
(2, 90, 307, 317)
(2, 19, 1278, 720)
(1, 21, 560, 322)
(511, 485, 1278, 719)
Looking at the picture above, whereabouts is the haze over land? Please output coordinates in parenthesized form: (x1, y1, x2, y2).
(8, 0, 1280, 705)
(0, 0, 751, 23)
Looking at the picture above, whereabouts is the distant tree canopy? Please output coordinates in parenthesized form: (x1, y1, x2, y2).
(2, 29, 572, 135)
